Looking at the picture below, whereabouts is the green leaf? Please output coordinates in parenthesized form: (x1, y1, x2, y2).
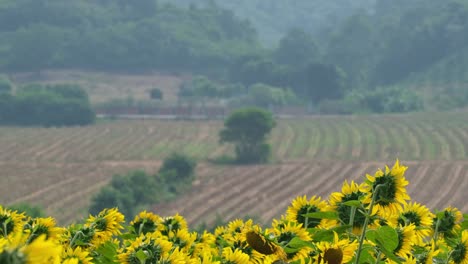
(376, 226, 399, 252)
(357, 246, 376, 264)
(342, 200, 362, 207)
(286, 237, 315, 249)
(309, 225, 351, 242)
(120, 233, 138, 240)
(135, 249, 149, 263)
(366, 227, 401, 263)
(302, 211, 338, 219)
(461, 214, 468, 230)
(378, 246, 401, 263)
(93, 241, 119, 264)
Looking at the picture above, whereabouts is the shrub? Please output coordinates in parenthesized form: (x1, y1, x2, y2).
(149, 88, 163, 100)
(0, 75, 12, 94)
(7, 203, 45, 218)
(159, 153, 196, 182)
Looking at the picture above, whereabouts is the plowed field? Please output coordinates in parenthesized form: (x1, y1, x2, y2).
(1, 112, 467, 225)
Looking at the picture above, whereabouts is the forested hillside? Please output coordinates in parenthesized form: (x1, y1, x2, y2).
(0, 0, 260, 73)
(160, 0, 377, 45)
(1, 0, 468, 112)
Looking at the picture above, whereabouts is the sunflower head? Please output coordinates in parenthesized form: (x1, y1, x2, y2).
(86, 208, 124, 238)
(329, 180, 367, 233)
(159, 214, 188, 236)
(449, 230, 468, 264)
(432, 207, 463, 239)
(315, 232, 358, 264)
(21, 234, 62, 264)
(286, 195, 330, 229)
(118, 234, 173, 264)
(168, 228, 197, 251)
(65, 224, 96, 249)
(0, 206, 25, 238)
(221, 247, 250, 264)
(363, 160, 410, 217)
(393, 224, 417, 258)
(62, 246, 92, 264)
(269, 221, 312, 261)
(27, 217, 64, 242)
(393, 202, 433, 245)
(130, 211, 161, 236)
(245, 227, 286, 261)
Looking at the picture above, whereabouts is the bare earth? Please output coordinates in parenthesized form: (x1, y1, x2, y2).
(1, 71, 468, 226)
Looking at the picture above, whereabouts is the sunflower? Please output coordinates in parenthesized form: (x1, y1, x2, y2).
(269, 221, 312, 261)
(329, 180, 367, 234)
(118, 234, 173, 264)
(86, 208, 125, 240)
(27, 217, 64, 242)
(315, 232, 358, 264)
(21, 234, 62, 264)
(432, 207, 463, 239)
(130, 211, 162, 235)
(199, 251, 221, 264)
(0, 205, 25, 238)
(64, 224, 97, 249)
(286, 195, 330, 229)
(159, 248, 188, 264)
(243, 226, 286, 263)
(160, 214, 188, 236)
(416, 241, 440, 264)
(363, 160, 410, 217)
(193, 230, 217, 257)
(227, 219, 253, 235)
(393, 224, 416, 258)
(221, 247, 250, 264)
(391, 202, 433, 245)
(168, 228, 197, 252)
(62, 246, 92, 264)
(450, 230, 468, 264)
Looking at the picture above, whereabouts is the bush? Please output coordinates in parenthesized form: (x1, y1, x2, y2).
(0, 83, 95, 126)
(159, 153, 196, 182)
(149, 88, 163, 100)
(90, 156, 197, 218)
(345, 86, 424, 113)
(7, 203, 45, 218)
(0, 75, 12, 94)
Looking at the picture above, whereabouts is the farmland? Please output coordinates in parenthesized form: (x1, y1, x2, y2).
(1, 112, 468, 225)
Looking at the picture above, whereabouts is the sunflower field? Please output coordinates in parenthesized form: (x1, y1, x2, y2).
(1, 161, 467, 264)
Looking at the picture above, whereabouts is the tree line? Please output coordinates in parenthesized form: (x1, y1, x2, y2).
(0, 77, 95, 126)
(1, 0, 468, 112)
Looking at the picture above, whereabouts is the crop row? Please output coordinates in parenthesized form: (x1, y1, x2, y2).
(155, 160, 468, 227)
(1, 113, 468, 163)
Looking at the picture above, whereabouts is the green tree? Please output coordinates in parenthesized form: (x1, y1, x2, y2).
(247, 83, 298, 108)
(149, 88, 163, 100)
(219, 107, 275, 163)
(159, 153, 196, 182)
(0, 76, 12, 94)
(274, 28, 319, 67)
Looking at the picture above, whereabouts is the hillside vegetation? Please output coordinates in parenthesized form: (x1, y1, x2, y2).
(1, 0, 468, 112)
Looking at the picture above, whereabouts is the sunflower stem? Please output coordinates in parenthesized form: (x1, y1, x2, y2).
(374, 251, 382, 264)
(70, 230, 84, 248)
(349, 206, 357, 234)
(445, 250, 453, 264)
(354, 184, 382, 264)
(433, 218, 441, 243)
(2, 222, 7, 237)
